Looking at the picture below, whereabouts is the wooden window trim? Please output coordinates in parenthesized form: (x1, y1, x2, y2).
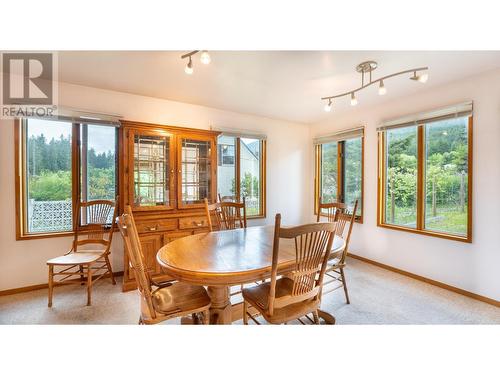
(15, 119, 119, 240)
(314, 136, 364, 223)
(240, 138, 266, 219)
(218, 136, 266, 219)
(377, 116, 473, 243)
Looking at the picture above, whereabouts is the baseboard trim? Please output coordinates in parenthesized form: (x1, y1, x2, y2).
(0, 271, 124, 297)
(348, 253, 500, 308)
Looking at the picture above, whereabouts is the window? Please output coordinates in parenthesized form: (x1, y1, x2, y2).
(314, 128, 364, 220)
(378, 104, 472, 242)
(24, 119, 74, 234)
(217, 136, 235, 166)
(217, 134, 266, 218)
(81, 124, 117, 201)
(16, 118, 118, 239)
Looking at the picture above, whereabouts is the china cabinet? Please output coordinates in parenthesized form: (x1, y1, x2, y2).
(120, 120, 219, 291)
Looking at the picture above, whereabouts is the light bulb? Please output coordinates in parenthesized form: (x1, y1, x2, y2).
(324, 100, 332, 112)
(418, 73, 428, 83)
(200, 50, 211, 65)
(378, 80, 387, 95)
(184, 57, 193, 75)
(350, 92, 358, 106)
(411, 71, 428, 83)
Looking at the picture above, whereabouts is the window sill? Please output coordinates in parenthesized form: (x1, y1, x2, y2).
(377, 222, 471, 243)
(16, 226, 119, 241)
(16, 231, 74, 241)
(247, 214, 266, 220)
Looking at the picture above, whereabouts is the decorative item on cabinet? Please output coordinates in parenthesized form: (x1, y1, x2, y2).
(119, 120, 220, 291)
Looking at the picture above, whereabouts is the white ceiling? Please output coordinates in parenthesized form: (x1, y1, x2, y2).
(57, 51, 500, 124)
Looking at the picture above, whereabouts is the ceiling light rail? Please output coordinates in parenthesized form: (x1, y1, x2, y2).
(322, 61, 429, 111)
(181, 50, 211, 74)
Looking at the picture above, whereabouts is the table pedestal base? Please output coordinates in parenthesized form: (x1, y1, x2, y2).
(207, 286, 232, 324)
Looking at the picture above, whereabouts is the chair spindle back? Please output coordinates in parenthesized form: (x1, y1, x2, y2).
(268, 214, 336, 315)
(73, 199, 118, 253)
(334, 200, 358, 264)
(204, 198, 247, 231)
(117, 206, 156, 319)
(316, 197, 348, 223)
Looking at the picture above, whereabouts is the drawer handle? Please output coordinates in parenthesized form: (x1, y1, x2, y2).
(145, 225, 158, 231)
(192, 222, 203, 227)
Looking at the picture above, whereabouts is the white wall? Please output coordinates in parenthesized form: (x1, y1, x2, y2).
(310, 68, 500, 301)
(0, 82, 311, 291)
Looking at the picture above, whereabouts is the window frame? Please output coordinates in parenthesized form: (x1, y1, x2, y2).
(217, 143, 236, 166)
(377, 116, 473, 243)
(216, 135, 266, 219)
(314, 135, 364, 223)
(15, 118, 119, 240)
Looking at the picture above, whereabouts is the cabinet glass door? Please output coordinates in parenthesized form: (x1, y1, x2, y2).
(179, 137, 213, 207)
(132, 132, 173, 209)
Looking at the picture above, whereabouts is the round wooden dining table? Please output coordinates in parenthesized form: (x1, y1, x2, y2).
(157, 225, 345, 324)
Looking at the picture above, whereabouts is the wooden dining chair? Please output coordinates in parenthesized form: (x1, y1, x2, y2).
(318, 199, 358, 304)
(317, 196, 348, 223)
(217, 193, 236, 202)
(242, 214, 336, 325)
(47, 199, 118, 307)
(118, 206, 211, 325)
(204, 197, 247, 231)
(204, 197, 249, 300)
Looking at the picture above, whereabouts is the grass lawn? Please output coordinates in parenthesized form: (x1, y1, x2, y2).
(386, 205, 467, 236)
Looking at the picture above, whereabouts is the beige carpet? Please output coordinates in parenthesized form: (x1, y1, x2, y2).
(1, 258, 498, 324)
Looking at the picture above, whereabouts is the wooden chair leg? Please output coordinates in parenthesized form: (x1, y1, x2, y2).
(79, 265, 85, 285)
(87, 265, 92, 306)
(340, 267, 350, 304)
(104, 255, 116, 285)
(138, 317, 143, 325)
(243, 300, 248, 325)
(312, 310, 320, 325)
(203, 309, 210, 325)
(48, 265, 54, 307)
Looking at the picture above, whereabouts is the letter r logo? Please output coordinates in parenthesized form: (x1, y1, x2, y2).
(2, 53, 53, 105)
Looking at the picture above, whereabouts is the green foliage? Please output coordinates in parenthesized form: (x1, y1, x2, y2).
(320, 142, 338, 202)
(29, 170, 72, 201)
(384, 118, 469, 234)
(230, 173, 259, 198)
(87, 167, 116, 200)
(344, 138, 362, 213)
(27, 133, 116, 201)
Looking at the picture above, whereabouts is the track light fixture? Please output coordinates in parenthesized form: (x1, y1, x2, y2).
(324, 98, 333, 112)
(200, 50, 211, 65)
(378, 80, 387, 95)
(181, 50, 211, 74)
(321, 61, 429, 110)
(350, 92, 358, 106)
(410, 70, 428, 83)
(184, 56, 193, 75)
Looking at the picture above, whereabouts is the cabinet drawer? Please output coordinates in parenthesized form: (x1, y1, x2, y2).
(179, 216, 208, 230)
(136, 219, 177, 234)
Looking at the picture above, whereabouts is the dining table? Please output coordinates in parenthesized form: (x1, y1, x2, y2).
(156, 225, 345, 324)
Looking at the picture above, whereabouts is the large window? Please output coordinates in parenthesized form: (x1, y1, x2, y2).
(314, 128, 364, 220)
(378, 105, 472, 242)
(217, 134, 266, 218)
(16, 118, 118, 239)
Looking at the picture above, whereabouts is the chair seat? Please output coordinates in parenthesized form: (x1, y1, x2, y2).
(242, 278, 320, 324)
(152, 282, 211, 315)
(47, 251, 106, 265)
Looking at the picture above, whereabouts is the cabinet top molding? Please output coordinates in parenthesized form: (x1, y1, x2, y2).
(120, 119, 221, 136)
